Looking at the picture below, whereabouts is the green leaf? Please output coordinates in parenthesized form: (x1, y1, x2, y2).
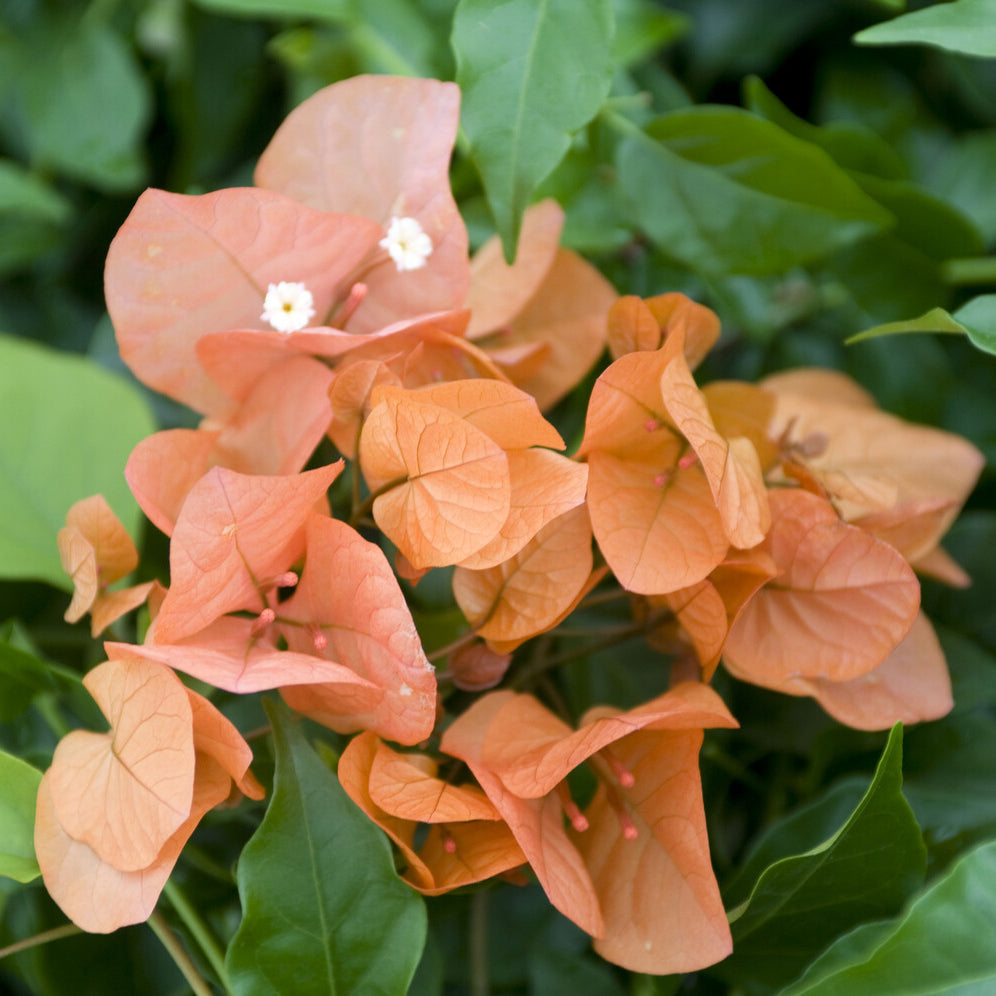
(0, 629, 56, 723)
(0, 750, 42, 883)
(855, 0, 996, 59)
(452, 0, 615, 260)
(0, 334, 156, 589)
(226, 700, 426, 996)
(847, 294, 996, 356)
(743, 76, 906, 179)
(17, 18, 150, 191)
(615, 106, 894, 277)
(723, 725, 926, 988)
(0, 159, 71, 223)
(612, 0, 689, 67)
(782, 838, 996, 994)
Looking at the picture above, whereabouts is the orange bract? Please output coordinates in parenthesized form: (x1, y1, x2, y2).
(440, 683, 738, 974)
(152, 463, 339, 643)
(256, 75, 469, 333)
(339, 733, 525, 894)
(723, 488, 920, 687)
(35, 658, 263, 932)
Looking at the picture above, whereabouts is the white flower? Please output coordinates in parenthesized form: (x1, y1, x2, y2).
(261, 281, 316, 333)
(379, 216, 433, 272)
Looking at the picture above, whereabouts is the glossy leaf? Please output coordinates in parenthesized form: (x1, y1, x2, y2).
(616, 107, 893, 276)
(783, 838, 996, 994)
(226, 700, 426, 996)
(0, 750, 42, 882)
(0, 335, 155, 588)
(725, 724, 926, 988)
(453, 0, 615, 257)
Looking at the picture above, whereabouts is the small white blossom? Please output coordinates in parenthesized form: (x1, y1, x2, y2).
(379, 216, 433, 272)
(261, 281, 316, 333)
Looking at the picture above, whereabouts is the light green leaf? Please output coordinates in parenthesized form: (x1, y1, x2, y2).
(19, 18, 150, 191)
(226, 700, 426, 996)
(783, 838, 996, 994)
(615, 106, 894, 277)
(723, 725, 926, 988)
(612, 0, 688, 67)
(0, 334, 156, 589)
(453, 0, 615, 259)
(0, 750, 42, 883)
(855, 0, 996, 58)
(848, 294, 996, 355)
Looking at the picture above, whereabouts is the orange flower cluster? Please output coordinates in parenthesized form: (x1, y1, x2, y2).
(40, 75, 982, 975)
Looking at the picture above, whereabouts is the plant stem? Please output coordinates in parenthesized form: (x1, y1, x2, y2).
(147, 911, 215, 996)
(163, 879, 230, 991)
(943, 256, 996, 285)
(469, 889, 490, 996)
(0, 924, 81, 961)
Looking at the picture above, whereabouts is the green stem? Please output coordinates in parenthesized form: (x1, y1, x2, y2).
(348, 475, 407, 529)
(0, 924, 81, 960)
(163, 879, 230, 991)
(470, 889, 490, 996)
(148, 911, 215, 996)
(943, 256, 996, 286)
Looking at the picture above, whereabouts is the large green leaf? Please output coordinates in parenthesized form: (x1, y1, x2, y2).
(615, 106, 893, 277)
(452, 0, 615, 260)
(226, 700, 426, 996)
(855, 0, 996, 58)
(783, 838, 996, 994)
(14, 16, 150, 191)
(0, 750, 42, 883)
(722, 725, 926, 988)
(0, 334, 156, 589)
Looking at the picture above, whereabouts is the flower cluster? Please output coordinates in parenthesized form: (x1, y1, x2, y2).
(41, 74, 982, 976)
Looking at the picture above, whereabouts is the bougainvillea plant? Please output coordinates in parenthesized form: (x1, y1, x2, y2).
(3, 3, 996, 993)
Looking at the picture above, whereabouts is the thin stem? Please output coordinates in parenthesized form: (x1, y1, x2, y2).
(0, 924, 81, 961)
(427, 630, 477, 663)
(163, 879, 229, 990)
(469, 889, 490, 996)
(943, 256, 996, 285)
(147, 911, 215, 996)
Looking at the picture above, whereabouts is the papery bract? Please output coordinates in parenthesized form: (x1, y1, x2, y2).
(276, 515, 436, 745)
(256, 75, 469, 332)
(45, 657, 194, 871)
(105, 186, 382, 414)
(453, 505, 593, 649)
(465, 201, 616, 410)
(35, 658, 264, 933)
(339, 732, 525, 894)
(152, 463, 339, 644)
(440, 683, 738, 975)
(723, 488, 920, 686)
(58, 494, 154, 635)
